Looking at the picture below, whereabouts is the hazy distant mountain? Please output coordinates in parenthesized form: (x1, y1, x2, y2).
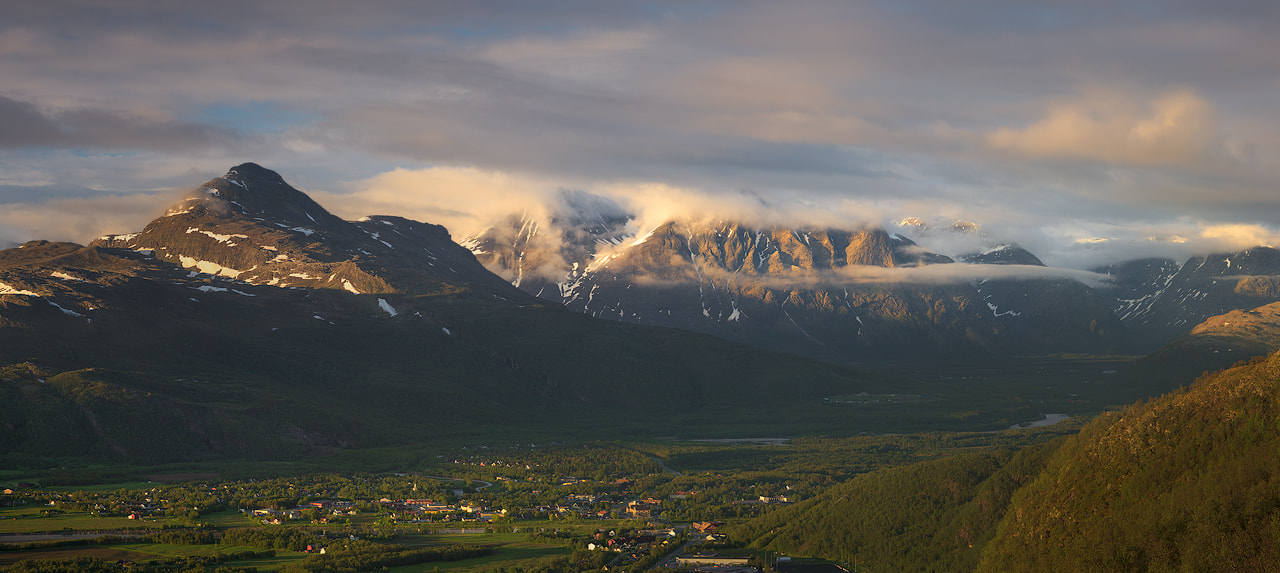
(1094, 248, 1280, 350)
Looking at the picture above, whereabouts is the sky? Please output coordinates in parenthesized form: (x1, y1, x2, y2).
(2, 0, 1279, 269)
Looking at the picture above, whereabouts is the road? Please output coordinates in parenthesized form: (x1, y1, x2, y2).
(652, 457, 682, 477)
(652, 535, 698, 570)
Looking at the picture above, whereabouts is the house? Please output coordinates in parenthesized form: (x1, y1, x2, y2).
(693, 521, 725, 533)
(626, 498, 662, 518)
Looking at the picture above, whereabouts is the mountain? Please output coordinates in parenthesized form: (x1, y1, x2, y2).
(0, 165, 896, 464)
(91, 162, 517, 297)
(469, 199, 1126, 362)
(1094, 248, 1280, 350)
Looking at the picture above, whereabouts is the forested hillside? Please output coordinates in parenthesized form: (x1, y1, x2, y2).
(979, 351, 1280, 571)
(727, 442, 1059, 571)
(724, 349, 1280, 572)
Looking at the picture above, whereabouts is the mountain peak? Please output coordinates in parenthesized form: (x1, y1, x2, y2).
(191, 164, 340, 229)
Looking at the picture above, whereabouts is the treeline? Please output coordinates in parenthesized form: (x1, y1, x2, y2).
(0, 530, 215, 553)
(2, 551, 273, 573)
(219, 526, 320, 552)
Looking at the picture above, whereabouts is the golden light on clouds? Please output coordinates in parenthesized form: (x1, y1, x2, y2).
(987, 89, 1220, 166)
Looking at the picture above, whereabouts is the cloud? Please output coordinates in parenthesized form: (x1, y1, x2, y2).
(1196, 223, 1280, 252)
(986, 89, 1223, 166)
(0, 94, 249, 152)
(312, 166, 565, 240)
(626, 257, 1112, 289)
(0, 191, 182, 247)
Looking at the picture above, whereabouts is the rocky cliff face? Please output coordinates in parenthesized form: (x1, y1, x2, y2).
(470, 200, 1126, 361)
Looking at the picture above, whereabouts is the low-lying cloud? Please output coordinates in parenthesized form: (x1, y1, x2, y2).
(0, 191, 182, 248)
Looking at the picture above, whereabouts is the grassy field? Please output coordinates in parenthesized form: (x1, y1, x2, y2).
(387, 532, 572, 573)
(0, 506, 176, 534)
(0, 545, 158, 567)
(0, 541, 310, 569)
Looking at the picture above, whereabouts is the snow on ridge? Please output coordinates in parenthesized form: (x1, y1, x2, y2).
(630, 227, 657, 247)
(50, 271, 82, 281)
(457, 229, 488, 253)
(97, 232, 139, 242)
(377, 298, 398, 316)
(986, 302, 1021, 317)
(186, 227, 249, 244)
(47, 301, 84, 318)
(0, 282, 40, 296)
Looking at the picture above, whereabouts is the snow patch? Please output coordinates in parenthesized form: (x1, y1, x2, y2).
(442, 327, 452, 335)
(99, 232, 140, 242)
(50, 271, 82, 281)
(186, 227, 249, 244)
(342, 279, 361, 294)
(377, 298, 398, 316)
(0, 282, 39, 296)
(47, 301, 84, 317)
(986, 302, 1021, 317)
(195, 285, 229, 293)
(292, 227, 316, 236)
(178, 256, 244, 278)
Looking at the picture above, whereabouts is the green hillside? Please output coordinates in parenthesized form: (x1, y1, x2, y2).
(977, 351, 1280, 571)
(727, 441, 1060, 571)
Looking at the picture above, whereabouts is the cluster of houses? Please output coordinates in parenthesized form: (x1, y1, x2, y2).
(247, 500, 359, 525)
(585, 527, 679, 552)
(380, 498, 506, 523)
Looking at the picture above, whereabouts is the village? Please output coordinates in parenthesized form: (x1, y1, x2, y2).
(1, 447, 807, 572)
